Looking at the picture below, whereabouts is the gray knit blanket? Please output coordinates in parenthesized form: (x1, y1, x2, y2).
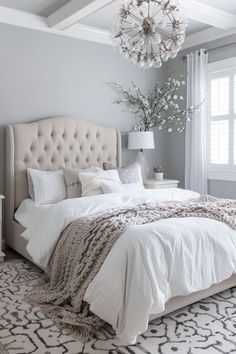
(25, 195, 236, 342)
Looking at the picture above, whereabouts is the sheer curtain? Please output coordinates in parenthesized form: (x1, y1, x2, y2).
(185, 49, 208, 194)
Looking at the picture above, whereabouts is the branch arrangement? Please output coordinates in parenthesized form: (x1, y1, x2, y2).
(110, 75, 205, 132)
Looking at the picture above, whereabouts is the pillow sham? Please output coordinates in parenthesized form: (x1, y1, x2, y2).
(27, 168, 66, 204)
(63, 166, 102, 198)
(103, 162, 143, 185)
(101, 181, 144, 194)
(79, 170, 121, 197)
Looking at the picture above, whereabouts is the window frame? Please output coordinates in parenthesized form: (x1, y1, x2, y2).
(207, 57, 236, 182)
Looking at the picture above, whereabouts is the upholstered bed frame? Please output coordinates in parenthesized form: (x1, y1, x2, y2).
(5, 116, 236, 323)
(5, 116, 121, 262)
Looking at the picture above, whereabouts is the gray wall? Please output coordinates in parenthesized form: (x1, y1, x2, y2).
(164, 35, 236, 197)
(0, 23, 167, 195)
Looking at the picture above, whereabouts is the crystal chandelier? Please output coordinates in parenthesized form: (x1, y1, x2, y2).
(113, 0, 186, 68)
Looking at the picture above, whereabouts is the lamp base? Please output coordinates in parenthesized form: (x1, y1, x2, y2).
(136, 151, 149, 182)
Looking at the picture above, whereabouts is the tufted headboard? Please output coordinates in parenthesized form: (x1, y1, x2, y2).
(6, 116, 121, 220)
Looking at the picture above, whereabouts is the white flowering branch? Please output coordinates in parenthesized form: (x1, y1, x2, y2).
(110, 75, 205, 132)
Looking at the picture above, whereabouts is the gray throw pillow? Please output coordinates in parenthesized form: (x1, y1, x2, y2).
(103, 162, 143, 185)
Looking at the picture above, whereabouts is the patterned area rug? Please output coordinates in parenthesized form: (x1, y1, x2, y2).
(0, 257, 236, 354)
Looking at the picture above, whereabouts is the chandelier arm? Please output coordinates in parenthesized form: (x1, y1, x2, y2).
(152, 2, 160, 17)
(122, 32, 142, 46)
(122, 28, 137, 34)
(157, 28, 172, 40)
(153, 6, 162, 18)
(129, 13, 143, 23)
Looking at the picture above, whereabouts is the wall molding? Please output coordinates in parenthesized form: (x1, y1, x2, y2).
(182, 27, 236, 50)
(180, 0, 236, 30)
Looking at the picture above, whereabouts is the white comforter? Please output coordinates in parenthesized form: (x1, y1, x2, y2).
(21, 189, 236, 345)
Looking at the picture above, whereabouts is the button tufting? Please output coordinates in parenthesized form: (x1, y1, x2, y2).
(69, 146, 73, 150)
(76, 157, 79, 163)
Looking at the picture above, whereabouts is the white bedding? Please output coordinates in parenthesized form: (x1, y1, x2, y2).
(15, 198, 52, 229)
(22, 189, 236, 345)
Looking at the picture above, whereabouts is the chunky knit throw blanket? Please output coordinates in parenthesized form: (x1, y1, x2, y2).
(25, 195, 236, 342)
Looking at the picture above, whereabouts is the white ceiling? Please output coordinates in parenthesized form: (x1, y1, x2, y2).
(0, 0, 69, 16)
(0, 1, 235, 50)
(196, 0, 236, 13)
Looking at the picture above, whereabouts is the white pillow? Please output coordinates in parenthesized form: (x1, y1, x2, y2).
(101, 181, 144, 194)
(63, 166, 102, 198)
(79, 170, 121, 197)
(27, 168, 66, 204)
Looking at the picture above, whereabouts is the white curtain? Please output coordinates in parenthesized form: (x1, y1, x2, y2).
(185, 49, 208, 194)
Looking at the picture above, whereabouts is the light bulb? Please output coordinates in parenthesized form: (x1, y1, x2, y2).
(162, 51, 170, 61)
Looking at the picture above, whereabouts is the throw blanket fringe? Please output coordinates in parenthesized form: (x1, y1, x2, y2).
(25, 195, 236, 342)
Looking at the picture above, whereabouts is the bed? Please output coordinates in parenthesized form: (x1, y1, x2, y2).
(5, 116, 236, 345)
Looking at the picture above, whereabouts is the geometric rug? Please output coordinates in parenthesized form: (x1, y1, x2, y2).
(0, 257, 236, 354)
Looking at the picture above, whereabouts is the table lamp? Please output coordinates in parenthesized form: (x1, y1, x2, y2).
(128, 131, 155, 181)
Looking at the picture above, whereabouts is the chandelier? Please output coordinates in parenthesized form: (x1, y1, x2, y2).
(113, 0, 186, 68)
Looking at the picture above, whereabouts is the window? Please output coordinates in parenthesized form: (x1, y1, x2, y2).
(208, 58, 236, 181)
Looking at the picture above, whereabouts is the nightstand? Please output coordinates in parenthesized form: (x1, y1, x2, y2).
(0, 195, 5, 262)
(144, 179, 179, 189)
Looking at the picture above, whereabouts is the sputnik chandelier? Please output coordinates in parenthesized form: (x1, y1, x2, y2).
(113, 0, 186, 68)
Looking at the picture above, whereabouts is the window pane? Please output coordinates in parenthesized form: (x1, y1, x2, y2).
(210, 120, 229, 164)
(211, 77, 229, 116)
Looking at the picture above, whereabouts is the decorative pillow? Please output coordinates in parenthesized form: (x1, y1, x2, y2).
(27, 168, 66, 204)
(103, 162, 143, 185)
(101, 181, 144, 194)
(79, 170, 121, 197)
(63, 166, 102, 198)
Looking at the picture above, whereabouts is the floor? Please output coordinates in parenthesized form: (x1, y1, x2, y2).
(0, 249, 236, 354)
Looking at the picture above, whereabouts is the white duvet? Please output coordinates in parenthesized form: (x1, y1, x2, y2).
(20, 189, 236, 345)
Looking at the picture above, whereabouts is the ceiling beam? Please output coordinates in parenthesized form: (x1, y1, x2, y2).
(0, 5, 112, 45)
(182, 27, 236, 50)
(180, 0, 236, 30)
(48, 0, 116, 30)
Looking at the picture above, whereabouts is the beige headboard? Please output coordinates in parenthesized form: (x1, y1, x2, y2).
(6, 116, 121, 221)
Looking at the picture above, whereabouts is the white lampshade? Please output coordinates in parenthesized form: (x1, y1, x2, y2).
(128, 131, 155, 150)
